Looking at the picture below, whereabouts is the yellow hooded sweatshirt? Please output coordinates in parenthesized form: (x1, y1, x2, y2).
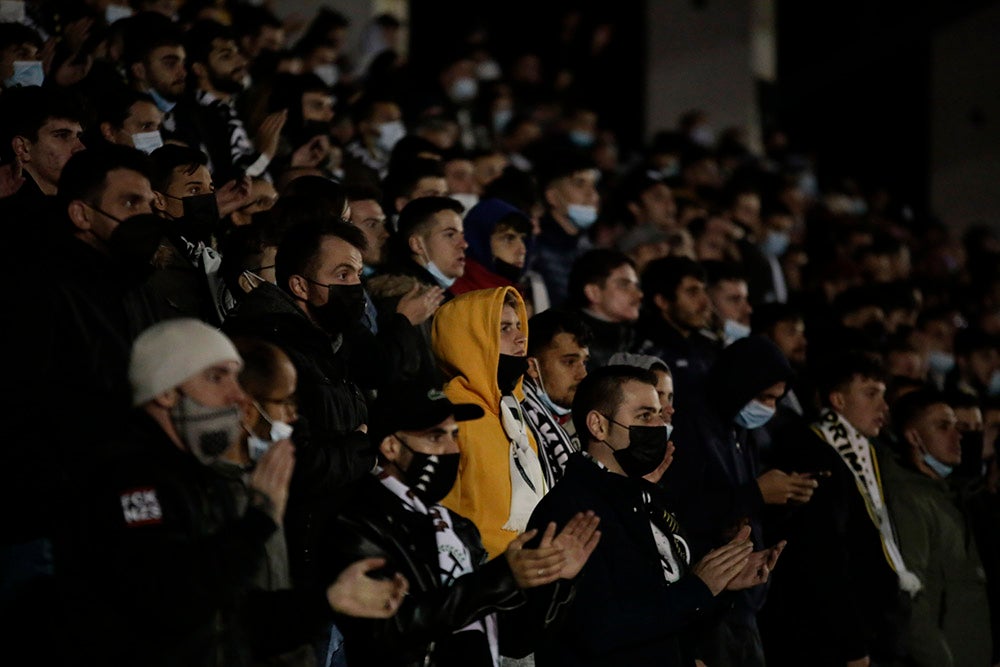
(431, 287, 541, 558)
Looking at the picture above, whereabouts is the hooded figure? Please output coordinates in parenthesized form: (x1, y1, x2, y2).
(432, 287, 547, 558)
(450, 199, 533, 297)
(659, 335, 793, 667)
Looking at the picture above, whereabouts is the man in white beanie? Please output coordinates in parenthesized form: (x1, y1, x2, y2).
(47, 319, 408, 666)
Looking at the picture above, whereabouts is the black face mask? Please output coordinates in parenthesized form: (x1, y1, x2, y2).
(601, 416, 668, 478)
(107, 213, 166, 278)
(306, 281, 366, 335)
(397, 436, 460, 505)
(497, 354, 529, 394)
(178, 193, 220, 244)
(956, 430, 986, 479)
(493, 258, 524, 284)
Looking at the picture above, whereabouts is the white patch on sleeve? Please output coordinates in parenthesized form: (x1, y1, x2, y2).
(120, 487, 163, 527)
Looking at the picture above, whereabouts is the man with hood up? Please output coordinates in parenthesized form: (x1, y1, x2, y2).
(432, 287, 548, 558)
(659, 335, 818, 667)
(450, 198, 533, 296)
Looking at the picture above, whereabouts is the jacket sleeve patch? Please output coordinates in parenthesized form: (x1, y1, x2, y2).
(120, 487, 163, 527)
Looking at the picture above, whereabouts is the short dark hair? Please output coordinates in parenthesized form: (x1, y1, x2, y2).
(346, 182, 382, 203)
(572, 365, 657, 446)
(281, 175, 348, 216)
(0, 87, 83, 161)
(641, 256, 705, 309)
(218, 221, 280, 295)
(233, 336, 291, 400)
(122, 12, 183, 67)
(817, 351, 886, 406)
(97, 89, 156, 131)
(701, 260, 747, 289)
(396, 195, 463, 242)
(275, 218, 367, 295)
(568, 249, 634, 309)
(481, 166, 540, 215)
(892, 387, 948, 434)
(945, 390, 981, 411)
(384, 157, 445, 211)
(184, 20, 235, 68)
(231, 4, 282, 41)
(0, 22, 42, 53)
(527, 308, 593, 357)
(58, 144, 152, 206)
(148, 144, 209, 192)
(751, 302, 803, 335)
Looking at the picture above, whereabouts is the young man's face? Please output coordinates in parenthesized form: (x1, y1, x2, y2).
(141, 45, 186, 99)
(0, 40, 39, 81)
(205, 38, 248, 94)
(653, 369, 675, 423)
(529, 332, 589, 409)
(831, 375, 888, 438)
(546, 169, 599, 217)
(244, 354, 299, 439)
(156, 164, 213, 219)
(634, 182, 676, 229)
(301, 90, 335, 123)
(106, 100, 163, 146)
(17, 118, 85, 191)
(444, 158, 478, 195)
(499, 304, 527, 357)
(661, 276, 711, 332)
(587, 263, 642, 323)
(709, 279, 751, 326)
(381, 416, 461, 480)
(907, 403, 962, 468)
(416, 210, 467, 279)
(79, 168, 156, 244)
(176, 361, 246, 410)
(490, 223, 528, 269)
(769, 318, 807, 366)
(349, 198, 389, 267)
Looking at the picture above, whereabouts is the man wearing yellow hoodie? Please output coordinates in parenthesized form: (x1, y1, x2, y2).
(432, 287, 548, 558)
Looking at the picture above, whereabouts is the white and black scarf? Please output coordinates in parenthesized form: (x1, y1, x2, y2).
(521, 380, 579, 488)
(499, 395, 547, 533)
(813, 409, 922, 595)
(378, 470, 500, 665)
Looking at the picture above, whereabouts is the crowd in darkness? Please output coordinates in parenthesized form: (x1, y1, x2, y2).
(1, 2, 998, 667)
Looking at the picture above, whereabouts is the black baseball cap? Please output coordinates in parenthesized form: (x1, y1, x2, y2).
(370, 382, 484, 444)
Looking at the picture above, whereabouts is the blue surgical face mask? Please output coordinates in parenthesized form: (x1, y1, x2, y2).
(132, 130, 163, 154)
(569, 130, 595, 148)
(492, 108, 513, 134)
(761, 230, 790, 258)
(988, 370, 1000, 397)
(922, 451, 954, 478)
(312, 63, 339, 87)
(566, 204, 598, 229)
(530, 359, 571, 417)
(105, 3, 133, 23)
(425, 261, 456, 289)
(724, 319, 751, 343)
(247, 402, 294, 462)
(5, 60, 43, 88)
(928, 350, 955, 375)
(449, 76, 478, 103)
(148, 87, 177, 113)
(734, 399, 776, 429)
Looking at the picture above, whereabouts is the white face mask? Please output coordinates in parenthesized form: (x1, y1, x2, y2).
(723, 319, 751, 344)
(530, 359, 571, 417)
(5, 60, 44, 88)
(247, 401, 294, 462)
(566, 204, 598, 229)
(450, 193, 478, 215)
(312, 63, 339, 87)
(0, 1, 26, 23)
(132, 130, 164, 154)
(476, 60, 502, 81)
(376, 119, 406, 153)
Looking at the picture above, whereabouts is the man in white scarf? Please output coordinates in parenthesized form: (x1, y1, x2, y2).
(760, 352, 917, 667)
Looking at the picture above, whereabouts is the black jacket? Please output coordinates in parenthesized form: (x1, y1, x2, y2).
(576, 309, 635, 370)
(43, 412, 332, 666)
(634, 316, 719, 416)
(760, 427, 909, 665)
(223, 283, 375, 589)
(326, 475, 564, 667)
(528, 454, 715, 667)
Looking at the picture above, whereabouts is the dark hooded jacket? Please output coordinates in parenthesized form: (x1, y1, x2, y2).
(451, 198, 530, 296)
(661, 336, 792, 562)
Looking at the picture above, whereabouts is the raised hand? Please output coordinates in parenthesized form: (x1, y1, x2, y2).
(215, 176, 253, 218)
(691, 525, 754, 595)
(255, 110, 288, 160)
(643, 441, 675, 484)
(504, 527, 566, 589)
(538, 512, 601, 579)
(326, 557, 409, 618)
(396, 283, 445, 325)
(248, 439, 295, 524)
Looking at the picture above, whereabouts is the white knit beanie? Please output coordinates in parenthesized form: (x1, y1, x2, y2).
(129, 319, 242, 406)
